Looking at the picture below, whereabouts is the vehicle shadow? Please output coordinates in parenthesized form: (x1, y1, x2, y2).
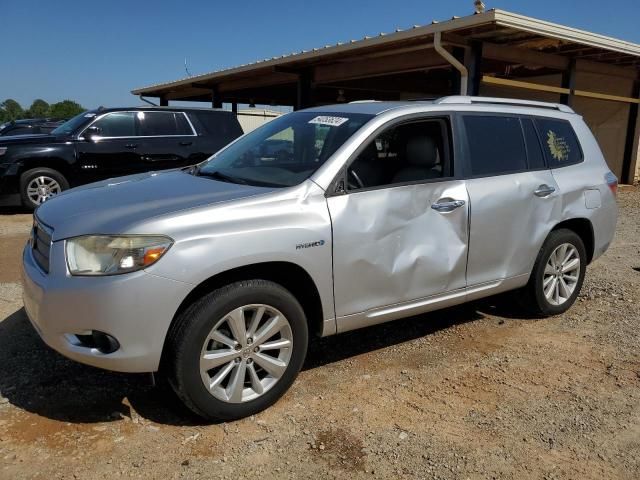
(0, 206, 30, 215)
(0, 297, 518, 427)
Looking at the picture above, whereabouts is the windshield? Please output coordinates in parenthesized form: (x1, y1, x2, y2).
(197, 111, 373, 187)
(51, 111, 95, 135)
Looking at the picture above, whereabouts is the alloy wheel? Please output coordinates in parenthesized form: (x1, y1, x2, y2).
(199, 304, 293, 403)
(26, 176, 62, 205)
(542, 243, 581, 306)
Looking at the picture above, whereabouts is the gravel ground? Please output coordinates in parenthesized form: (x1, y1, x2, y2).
(0, 188, 639, 480)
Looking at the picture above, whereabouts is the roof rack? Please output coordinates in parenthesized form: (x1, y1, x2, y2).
(435, 96, 575, 113)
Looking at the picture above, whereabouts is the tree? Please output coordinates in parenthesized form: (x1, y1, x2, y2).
(26, 99, 50, 118)
(0, 99, 24, 121)
(48, 100, 84, 119)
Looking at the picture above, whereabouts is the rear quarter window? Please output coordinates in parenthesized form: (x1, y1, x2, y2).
(534, 118, 582, 167)
(191, 111, 243, 141)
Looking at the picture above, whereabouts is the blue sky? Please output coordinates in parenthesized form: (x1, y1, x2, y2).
(2, 0, 639, 110)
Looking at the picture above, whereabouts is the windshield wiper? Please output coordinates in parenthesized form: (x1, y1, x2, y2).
(197, 169, 249, 185)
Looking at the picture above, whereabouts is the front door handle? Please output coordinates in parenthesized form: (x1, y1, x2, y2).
(431, 199, 466, 213)
(179, 141, 193, 146)
(125, 143, 138, 149)
(534, 184, 556, 197)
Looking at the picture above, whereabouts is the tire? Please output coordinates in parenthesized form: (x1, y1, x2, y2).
(522, 228, 587, 316)
(19, 167, 69, 210)
(165, 280, 308, 421)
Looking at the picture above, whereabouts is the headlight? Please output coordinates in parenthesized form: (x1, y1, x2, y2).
(65, 235, 173, 276)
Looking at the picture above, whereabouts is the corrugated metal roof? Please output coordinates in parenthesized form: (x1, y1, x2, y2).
(132, 9, 640, 96)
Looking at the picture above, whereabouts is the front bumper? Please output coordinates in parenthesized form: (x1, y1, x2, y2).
(22, 241, 193, 373)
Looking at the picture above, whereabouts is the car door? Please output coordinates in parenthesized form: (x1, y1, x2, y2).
(75, 111, 141, 181)
(461, 113, 562, 288)
(134, 111, 197, 171)
(327, 116, 469, 326)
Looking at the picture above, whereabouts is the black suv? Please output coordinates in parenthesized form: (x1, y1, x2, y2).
(0, 107, 243, 209)
(0, 118, 65, 137)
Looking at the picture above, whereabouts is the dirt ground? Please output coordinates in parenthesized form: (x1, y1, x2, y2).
(0, 189, 638, 480)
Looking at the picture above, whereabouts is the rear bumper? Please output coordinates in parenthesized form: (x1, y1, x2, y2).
(22, 242, 193, 373)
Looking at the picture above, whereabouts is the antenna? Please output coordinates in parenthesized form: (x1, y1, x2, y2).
(184, 57, 192, 77)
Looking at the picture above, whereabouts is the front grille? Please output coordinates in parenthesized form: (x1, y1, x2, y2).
(31, 218, 53, 273)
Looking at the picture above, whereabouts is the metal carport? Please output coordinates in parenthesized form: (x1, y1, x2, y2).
(132, 9, 640, 183)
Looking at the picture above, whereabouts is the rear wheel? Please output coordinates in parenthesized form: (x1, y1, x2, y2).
(522, 229, 586, 316)
(166, 280, 308, 421)
(19, 167, 69, 210)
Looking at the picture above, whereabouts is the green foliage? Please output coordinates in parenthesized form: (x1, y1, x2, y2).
(48, 100, 84, 119)
(26, 99, 50, 118)
(0, 98, 86, 122)
(0, 99, 24, 121)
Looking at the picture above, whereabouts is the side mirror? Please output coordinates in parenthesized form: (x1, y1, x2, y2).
(83, 126, 101, 141)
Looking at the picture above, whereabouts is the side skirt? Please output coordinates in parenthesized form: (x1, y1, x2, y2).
(333, 274, 529, 334)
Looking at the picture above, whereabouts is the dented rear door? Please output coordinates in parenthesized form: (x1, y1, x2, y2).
(327, 180, 469, 318)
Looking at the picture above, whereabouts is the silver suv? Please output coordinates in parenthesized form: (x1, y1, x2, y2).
(22, 96, 618, 420)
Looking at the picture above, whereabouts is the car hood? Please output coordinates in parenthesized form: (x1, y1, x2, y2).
(0, 133, 65, 145)
(36, 169, 276, 241)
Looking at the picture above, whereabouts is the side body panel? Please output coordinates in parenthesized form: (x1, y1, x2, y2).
(550, 117, 618, 261)
(464, 170, 562, 286)
(328, 180, 469, 319)
(136, 180, 336, 335)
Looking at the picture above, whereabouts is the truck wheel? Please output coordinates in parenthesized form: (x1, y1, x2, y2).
(522, 229, 586, 316)
(20, 168, 69, 210)
(166, 280, 308, 421)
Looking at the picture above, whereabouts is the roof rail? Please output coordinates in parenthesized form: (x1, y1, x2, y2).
(435, 96, 575, 113)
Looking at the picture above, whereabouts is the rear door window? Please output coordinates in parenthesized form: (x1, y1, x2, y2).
(137, 111, 193, 136)
(463, 115, 527, 176)
(533, 118, 582, 167)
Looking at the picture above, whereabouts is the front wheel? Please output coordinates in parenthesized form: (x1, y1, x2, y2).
(166, 280, 308, 421)
(522, 229, 587, 316)
(19, 167, 69, 210)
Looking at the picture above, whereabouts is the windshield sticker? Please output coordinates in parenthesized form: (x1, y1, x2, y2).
(547, 130, 570, 162)
(308, 116, 349, 127)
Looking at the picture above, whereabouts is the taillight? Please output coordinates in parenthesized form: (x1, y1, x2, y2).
(605, 171, 618, 196)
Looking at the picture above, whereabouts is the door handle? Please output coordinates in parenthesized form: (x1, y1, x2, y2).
(534, 184, 556, 197)
(125, 143, 138, 149)
(431, 199, 466, 213)
(179, 141, 193, 146)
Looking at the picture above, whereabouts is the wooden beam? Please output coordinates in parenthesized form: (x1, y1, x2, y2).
(560, 59, 576, 106)
(621, 79, 640, 184)
(575, 59, 638, 79)
(466, 41, 483, 96)
(482, 76, 568, 95)
(218, 72, 297, 92)
(482, 42, 569, 70)
(314, 49, 448, 83)
(482, 75, 640, 104)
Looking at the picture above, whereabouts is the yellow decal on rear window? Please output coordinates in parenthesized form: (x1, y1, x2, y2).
(547, 130, 570, 162)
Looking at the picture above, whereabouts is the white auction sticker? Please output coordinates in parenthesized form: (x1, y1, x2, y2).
(308, 116, 349, 127)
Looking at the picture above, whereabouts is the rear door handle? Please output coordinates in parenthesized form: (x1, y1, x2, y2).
(534, 184, 556, 197)
(179, 141, 193, 146)
(125, 143, 138, 149)
(431, 199, 466, 213)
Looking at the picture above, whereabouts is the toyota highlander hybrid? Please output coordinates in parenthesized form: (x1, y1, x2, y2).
(22, 96, 618, 420)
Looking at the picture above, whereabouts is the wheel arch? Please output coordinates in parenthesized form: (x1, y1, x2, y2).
(551, 218, 595, 264)
(161, 261, 325, 364)
(18, 157, 74, 182)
